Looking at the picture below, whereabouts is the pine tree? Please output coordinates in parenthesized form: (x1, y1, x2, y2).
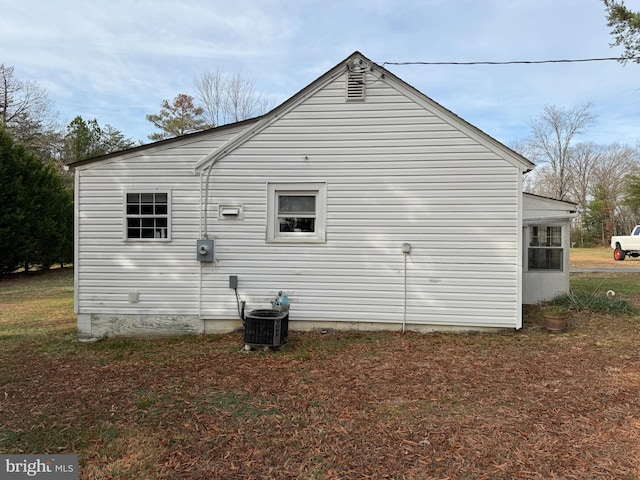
(146, 94, 209, 141)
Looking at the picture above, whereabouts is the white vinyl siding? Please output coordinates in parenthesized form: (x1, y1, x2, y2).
(75, 59, 527, 334)
(74, 127, 248, 318)
(198, 72, 523, 329)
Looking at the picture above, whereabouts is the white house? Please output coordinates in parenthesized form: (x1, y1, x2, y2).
(70, 51, 574, 339)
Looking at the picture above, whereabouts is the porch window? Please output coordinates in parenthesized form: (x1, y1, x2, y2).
(267, 182, 327, 243)
(124, 191, 171, 241)
(528, 225, 562, 270)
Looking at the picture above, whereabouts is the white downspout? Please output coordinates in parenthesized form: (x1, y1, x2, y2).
(202, 157, 222, 239)
(198, 172, 204, 319)
(198, 158, 223, 321)
(401, 243, 411, 333)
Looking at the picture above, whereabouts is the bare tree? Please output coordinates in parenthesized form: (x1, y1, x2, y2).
(194, 69, 271, 127)
(523, 165, 559, 199)
(224, 72, 270, 123)
(526, 103, 597, 200)
(194, 68, 225, 127)
(576, 143, 639, 245)
(593, 143, 640, 233)
(0, 63, 61, 159)
(592, 144, 638, 195)
(567, 143, 603, 215)
(508, 139, 539, 193)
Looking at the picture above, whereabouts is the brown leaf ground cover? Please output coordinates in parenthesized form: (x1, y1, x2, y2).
(2, 263, 640, 479)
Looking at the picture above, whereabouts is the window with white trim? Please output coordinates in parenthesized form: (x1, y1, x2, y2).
(528, 225, 562, 270)
(124, 191, 171, 241)
(267, 182, 327, 243)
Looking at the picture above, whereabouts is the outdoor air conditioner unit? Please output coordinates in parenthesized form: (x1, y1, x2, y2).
(242, 307, 289, 347)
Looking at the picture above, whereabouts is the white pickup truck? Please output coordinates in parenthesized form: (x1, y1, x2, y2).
(611, 225, 640, 260)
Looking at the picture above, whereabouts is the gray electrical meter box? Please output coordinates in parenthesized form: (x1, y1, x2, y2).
(196, 239, 214, 262)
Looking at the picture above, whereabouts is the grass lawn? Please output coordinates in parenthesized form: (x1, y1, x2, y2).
(2, 261, 640, 479)
(570, 245, 640, 267)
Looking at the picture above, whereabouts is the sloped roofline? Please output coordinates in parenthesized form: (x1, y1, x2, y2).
(195, 51, 535, 172)
(65, 115, 263, 168)
(69, 51, 536, 173)
(193, 53, 356, 171)
(523, 192, 578, 210)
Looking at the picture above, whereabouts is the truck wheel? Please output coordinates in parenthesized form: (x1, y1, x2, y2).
(614, 246, 626, 261)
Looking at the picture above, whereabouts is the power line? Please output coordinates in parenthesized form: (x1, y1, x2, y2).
(381, 56, 638, 66)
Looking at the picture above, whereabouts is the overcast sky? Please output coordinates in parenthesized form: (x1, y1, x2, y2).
(1, 0, 638, 147)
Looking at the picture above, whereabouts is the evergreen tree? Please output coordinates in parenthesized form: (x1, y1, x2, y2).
(0, 127, 28, 273)
(0, 126, 72, 274)
(622, 174, 640, 213)
(146, 93, 209, 141)
(583, 184, 615, 246)
(64, 115, 137, 163)
(603, 0, 640, 63)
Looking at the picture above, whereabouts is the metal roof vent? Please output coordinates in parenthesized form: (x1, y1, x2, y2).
(346, 58, 366, 101)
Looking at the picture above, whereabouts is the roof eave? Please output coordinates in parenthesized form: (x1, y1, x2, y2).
(65, 115, 264, 169)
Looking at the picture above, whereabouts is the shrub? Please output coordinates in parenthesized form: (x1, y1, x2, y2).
(547, 290, 636, 315)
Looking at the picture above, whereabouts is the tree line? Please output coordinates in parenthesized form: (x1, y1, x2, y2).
(517, 103, 640, 246)
(0, 64, 140, 274)
(146, 69, 271, 141)
(0, 62, 270, 274)
(1, 62, 271, 168)
(520, 1, 640, 246)
(0, 0, 638, 274)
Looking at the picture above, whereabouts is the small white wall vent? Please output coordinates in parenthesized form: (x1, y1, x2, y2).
(221, 207, 239, 216)
(346, 58, 366, 101)
(218, 204, 243, 219)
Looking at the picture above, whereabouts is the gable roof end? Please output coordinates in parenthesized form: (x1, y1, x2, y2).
(195, 51, 535, 173)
